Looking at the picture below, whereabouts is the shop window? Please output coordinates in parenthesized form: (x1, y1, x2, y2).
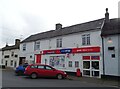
(83, 61, 90, 69)
(49, 56, 65, 68)
(68, 61, 72, 67)
(82, 34, 90, 45)
(92, 61, 99, 69)
(75, 61, 79, 67)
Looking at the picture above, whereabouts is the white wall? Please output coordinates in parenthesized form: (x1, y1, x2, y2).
(2, 49, 19, 68)
(0, 50, 2, 65)
(39, 30, 102, 50)
(104, 35, 119, 76)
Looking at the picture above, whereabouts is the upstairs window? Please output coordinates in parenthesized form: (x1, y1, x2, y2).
(14, 55, 18, 58)
(82, 34, 90, 45)
(34, 41, 40, 50)
(56, 38, 62, 48)
(23, 43, 26, 51)
(4, 55, 9, 58)
(11, 52, 14, 57)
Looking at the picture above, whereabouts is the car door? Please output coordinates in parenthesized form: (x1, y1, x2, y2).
(37, 65, 46, 77)
(44, 65, 57, 77)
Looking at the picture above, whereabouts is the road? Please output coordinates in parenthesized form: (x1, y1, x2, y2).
(1, 69, 119, 88)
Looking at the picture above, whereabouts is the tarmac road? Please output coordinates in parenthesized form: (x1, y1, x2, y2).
(1, 69, 119, 88)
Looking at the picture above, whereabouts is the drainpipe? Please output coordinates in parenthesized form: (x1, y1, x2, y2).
(102, 37, 105, 76)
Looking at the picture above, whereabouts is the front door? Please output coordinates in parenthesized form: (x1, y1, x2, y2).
(35, 54, 41, 63)
(5, 60, 7, 66)
(82, 56, 100, 78)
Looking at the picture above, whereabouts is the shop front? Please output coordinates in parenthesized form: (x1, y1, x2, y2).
(35, 46, 101, 78)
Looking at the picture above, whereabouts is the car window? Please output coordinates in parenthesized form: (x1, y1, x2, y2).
(38, 65, 45, 69)
(30, 65, 37, 68)
(45, 66, 53, 70)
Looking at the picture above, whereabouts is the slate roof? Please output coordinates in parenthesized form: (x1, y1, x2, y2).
(21, 18, 104, 43)
(101, 18, 120, 36)
(2, 45, 19, 51)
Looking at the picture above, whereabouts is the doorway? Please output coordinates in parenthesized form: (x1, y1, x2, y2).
(82, 56, 100, 78)
(5, 60, 7, 66)
(19, 57, 26, 65)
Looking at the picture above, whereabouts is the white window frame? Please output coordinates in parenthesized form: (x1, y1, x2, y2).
(56, 38, 62, 48)
(34, 41, 40, 50)
(68, 61, 72, 67)
(82, 34, 90, 45)
(75, 61, 79, 68)
(23, 43, 26, 51)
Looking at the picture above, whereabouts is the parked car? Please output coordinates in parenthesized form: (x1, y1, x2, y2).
(15, 63, 29, 76)
(24, 64, 67, 79)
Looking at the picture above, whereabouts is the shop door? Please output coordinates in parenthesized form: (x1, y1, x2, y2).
(82, 56, 100, 78)
(91, 61, 100, 77)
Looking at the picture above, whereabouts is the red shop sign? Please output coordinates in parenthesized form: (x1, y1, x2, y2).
(72, 47, 100, 53)
(43, 49, 60, 54)
(43, 47, 100, 55)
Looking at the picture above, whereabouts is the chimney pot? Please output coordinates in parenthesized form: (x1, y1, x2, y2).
(105, 8, 109, 23)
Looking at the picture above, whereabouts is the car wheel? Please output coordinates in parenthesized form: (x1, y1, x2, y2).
(31, 73, 37, 79)
(57, 74, 63, 79)
(17, 71, 23, 76)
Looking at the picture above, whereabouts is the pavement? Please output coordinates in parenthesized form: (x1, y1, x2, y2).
(67, 75, 120, 88)
(1, 67, 120, 88)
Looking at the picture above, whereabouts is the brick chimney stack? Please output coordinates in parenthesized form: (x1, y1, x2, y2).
(15, 39, 20, 45)
(56, 23, 62, 30)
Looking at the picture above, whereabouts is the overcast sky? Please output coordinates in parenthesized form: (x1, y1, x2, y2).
(0, 0, 119, 48)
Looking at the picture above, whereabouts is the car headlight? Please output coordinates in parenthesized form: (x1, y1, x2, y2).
(64, 71, 67, 74)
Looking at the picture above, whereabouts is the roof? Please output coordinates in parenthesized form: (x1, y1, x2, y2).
(2, 45, 19, 51)
(21, 18, 104, 43)
(101, 18, 120, 36)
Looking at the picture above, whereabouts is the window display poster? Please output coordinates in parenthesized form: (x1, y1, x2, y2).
(49, 56, 65, 68)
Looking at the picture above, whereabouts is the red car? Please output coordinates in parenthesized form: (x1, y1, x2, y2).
(24, 64, 67, 79)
